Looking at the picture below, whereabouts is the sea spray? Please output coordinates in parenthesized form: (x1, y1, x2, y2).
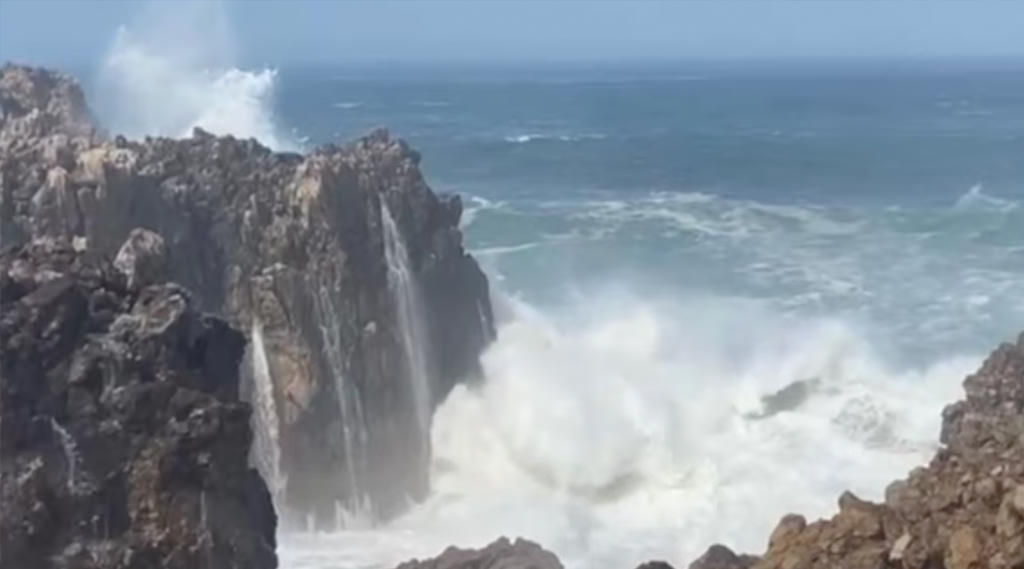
(381, 200, 433, 443)
(95, 4, 298, 150)
(250, 320, 285, 511)
(280, 291, 980, 569)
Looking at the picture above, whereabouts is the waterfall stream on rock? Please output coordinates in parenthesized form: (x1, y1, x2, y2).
(315, 283, 374, 528)
(50, 418, 86, 495)
(381, 201, 433, 443)
(250, 320, 285, 510)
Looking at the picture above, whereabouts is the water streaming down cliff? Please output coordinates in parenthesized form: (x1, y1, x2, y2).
(381, 201, 433, 443)
(49, 418, 87, 496)
(250, 320, 285, 510)
(314, 281, 374, 528)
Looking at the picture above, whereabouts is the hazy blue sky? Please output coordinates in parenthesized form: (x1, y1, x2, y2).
(2, 0, 1024, 67)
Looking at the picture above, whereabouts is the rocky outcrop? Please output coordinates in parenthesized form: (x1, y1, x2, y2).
(0, 236, 276, 568)
(683, 332, 1024, 569)
(0, 63, 495, 526)
(395, 538, 564, 569)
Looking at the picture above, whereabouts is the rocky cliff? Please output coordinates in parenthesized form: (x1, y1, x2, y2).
(0, 235, 276, 568)
(0, 63, 495, 526)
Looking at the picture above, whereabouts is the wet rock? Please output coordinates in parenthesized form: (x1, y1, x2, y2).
(0, 239, 276, 568)
(114, 228, 169, 290)
(1, 64, 495, 525)
(395, 537, 562, 569)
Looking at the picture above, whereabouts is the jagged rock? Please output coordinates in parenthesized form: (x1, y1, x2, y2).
(394, 537, 563, 569)
(687, 545, 756, 569)
(1, 64, 495, 525)
(0, 239, 276, 569)
(114, 228, 169, 290)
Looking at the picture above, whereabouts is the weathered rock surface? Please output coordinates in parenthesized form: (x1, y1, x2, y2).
(0, 63, 495, 525)
(395, 538, 564, 569)
(683, 332, 1024, 569)
(0, 236, 276, 568)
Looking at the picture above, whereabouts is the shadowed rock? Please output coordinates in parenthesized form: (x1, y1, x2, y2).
(0, 237, 276, 569)
(744, 378, 819, 420)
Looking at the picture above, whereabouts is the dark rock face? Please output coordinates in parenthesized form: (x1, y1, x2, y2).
(395, 537, 564, 569)
(686, 545, 757, 569)
(688, 333, 1024, 569)
(0, 237, 276, 569)
(0, 64, 495, 525)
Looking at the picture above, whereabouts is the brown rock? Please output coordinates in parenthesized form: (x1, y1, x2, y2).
(945, 526, 982, 569)
(688, 544, 755, 569)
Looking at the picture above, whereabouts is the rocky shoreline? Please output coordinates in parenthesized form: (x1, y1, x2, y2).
(3, 62, 1023, 569)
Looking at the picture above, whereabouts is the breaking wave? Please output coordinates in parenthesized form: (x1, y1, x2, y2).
(279, 289, 978, 569)
(95, 12, 298, 151)
(504, 133, 607, 144)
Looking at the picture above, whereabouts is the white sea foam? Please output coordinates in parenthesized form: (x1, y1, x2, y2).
(95, 5, 298, 151)
(280, 289, 977, 569)
(333, 102, 364, 110)
(504, 133, 607, 144)
(460, 196, 507, 229)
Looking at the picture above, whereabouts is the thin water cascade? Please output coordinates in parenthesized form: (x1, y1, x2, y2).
(380, 201, 433, 441)
(50, 418, 86, 495)
(250, 320, 285, 510)
(315, 283, 373, 527)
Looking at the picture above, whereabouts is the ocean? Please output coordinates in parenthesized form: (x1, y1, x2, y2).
(91, 57, 1024, 568)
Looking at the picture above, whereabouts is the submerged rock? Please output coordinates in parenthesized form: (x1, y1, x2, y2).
(0, 64, 495, 525)
(0, 236, 276, 568)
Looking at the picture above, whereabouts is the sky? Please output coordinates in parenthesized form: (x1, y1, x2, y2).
(2, 0, 1024, 67)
